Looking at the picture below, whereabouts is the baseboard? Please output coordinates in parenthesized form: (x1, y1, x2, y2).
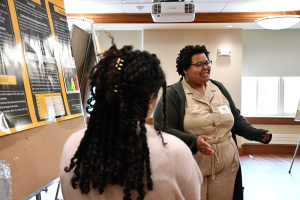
(242, 144, 300, 155)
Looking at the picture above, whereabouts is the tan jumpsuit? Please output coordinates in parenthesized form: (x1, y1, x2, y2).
(182, 79, 239, 200)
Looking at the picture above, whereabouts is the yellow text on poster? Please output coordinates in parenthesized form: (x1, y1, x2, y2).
(0, 75, 17, 85)
(7, 0, 38, 124)
(31, 0, 41, 5)
(54, 5, 65, 16)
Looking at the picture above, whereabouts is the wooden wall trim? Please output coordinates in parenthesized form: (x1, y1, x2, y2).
(245, 117, 299, 125)
(242, 144, 299, 155)
(238, 146, 243, 156)
(146, 117, 299, 125)
(146, 118, 153, 125)
(67, 11, 300, 24)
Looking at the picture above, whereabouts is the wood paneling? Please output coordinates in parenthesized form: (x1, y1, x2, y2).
(67, 11, 300, 24)
(245, 117, 300, 125)
(242, 144, 300, 155)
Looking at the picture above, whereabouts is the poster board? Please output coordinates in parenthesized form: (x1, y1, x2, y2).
(70, 24, 90, 87)
(0, 0, 83, 137)
(295, 99, 300, 122)
(0, 116, 85, 200)
(0, 0, 88, 199)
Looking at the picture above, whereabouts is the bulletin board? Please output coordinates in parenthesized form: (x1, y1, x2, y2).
(0, 0, 83, 137)
(0, 0, 88, 199)
(295, 99, 300, 122)
(0, 116, 85, 200)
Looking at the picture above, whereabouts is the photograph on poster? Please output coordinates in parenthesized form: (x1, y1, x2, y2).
(62, 65, 80, 94)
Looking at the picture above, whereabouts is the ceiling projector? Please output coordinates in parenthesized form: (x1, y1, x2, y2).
(151, 0, 195, 23)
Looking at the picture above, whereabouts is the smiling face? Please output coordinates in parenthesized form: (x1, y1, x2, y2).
(183, 53, 211, 87)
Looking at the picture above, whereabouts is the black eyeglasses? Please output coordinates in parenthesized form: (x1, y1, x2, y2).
(190, 60, 212, 70)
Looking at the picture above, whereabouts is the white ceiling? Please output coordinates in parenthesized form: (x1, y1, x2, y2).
(64, 0, 300, 30)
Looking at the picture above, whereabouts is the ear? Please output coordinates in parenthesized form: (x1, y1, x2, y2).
(183, 69, 188, 75)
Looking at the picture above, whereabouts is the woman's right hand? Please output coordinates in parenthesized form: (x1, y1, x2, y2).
(195, 136, 214, 156)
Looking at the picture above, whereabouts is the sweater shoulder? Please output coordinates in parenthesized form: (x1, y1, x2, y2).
(146, 125, 191, 156)
(167, 80, 185, 99)
(210, 79, 225, 89)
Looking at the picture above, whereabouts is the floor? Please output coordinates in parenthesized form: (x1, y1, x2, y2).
(240, 154, 300, 200)
(28, 154, 300, 200)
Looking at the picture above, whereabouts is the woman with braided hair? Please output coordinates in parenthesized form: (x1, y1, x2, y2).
(59, 43, 202, 200)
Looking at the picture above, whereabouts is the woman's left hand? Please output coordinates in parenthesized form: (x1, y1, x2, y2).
(261, 131, 271, 143)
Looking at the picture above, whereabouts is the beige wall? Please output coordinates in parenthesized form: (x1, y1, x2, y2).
(144, 29, 243, 108)
(98, 29, 300, 146)
(97, 30, 142, 51)
(144, 29, 244, 145)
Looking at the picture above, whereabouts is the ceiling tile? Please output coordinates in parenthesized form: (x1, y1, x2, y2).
(89, 4, 125, 13)
(65, 3, 125, 13)
(83, 0, 121, 3)
(223, 2, 259, 12)
(122, 3, 152, 13)
(195, 3, 227, 12)
(64, 0, 85, 13)
(122, 0, 152, 3)
(287, 2, 300, 10)
(229, 0, 266, 2)
(254, 1, 295, 11)
(193, 0, 229, 2)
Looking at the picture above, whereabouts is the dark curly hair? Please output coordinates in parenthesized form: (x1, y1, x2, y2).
(176, 45, 210, 77)
(64, 43, 167, 200)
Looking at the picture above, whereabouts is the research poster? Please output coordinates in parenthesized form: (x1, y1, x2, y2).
(0, 0, 83, 136)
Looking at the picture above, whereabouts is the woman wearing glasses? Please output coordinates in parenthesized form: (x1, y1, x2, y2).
(153, 45, 272, 200)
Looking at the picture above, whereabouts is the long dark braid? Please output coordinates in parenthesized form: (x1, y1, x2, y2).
(65, 44, 167, 200)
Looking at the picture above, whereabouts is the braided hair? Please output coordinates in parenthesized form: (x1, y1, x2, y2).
(176, 45, 210, 77)
(64, 44, 167, 200)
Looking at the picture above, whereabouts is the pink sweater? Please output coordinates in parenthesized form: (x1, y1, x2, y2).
(59, 124, 202, 200)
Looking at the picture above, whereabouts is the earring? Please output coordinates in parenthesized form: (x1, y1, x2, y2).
(148, 107, 152, 113)
(185, 74, 189, 82)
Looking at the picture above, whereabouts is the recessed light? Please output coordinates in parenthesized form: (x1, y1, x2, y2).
(227, 26, 232, 27)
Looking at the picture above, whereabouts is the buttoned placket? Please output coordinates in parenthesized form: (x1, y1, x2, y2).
(188, 86, 220, 180)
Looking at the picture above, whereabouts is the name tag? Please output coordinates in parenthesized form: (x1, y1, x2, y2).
(218, 105, 230, 114)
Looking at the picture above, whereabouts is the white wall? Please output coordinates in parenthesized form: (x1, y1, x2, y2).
(242, 29, 300, 144)
(242, 29, 300, 77)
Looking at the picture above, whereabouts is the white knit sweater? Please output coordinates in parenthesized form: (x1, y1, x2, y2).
(59, 124, 202, 200)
